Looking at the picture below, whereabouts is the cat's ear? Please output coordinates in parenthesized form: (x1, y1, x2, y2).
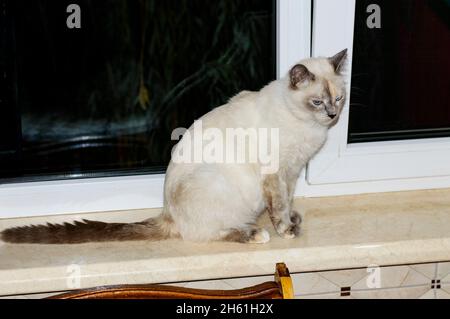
(329, 49, 348, 73)
(289, 64, 315, 90)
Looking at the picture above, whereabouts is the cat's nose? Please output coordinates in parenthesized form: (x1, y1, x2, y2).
(328, 114, 337, 119)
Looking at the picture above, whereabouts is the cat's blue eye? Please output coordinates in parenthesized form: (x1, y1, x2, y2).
(313, 100, 323, 106)
(336, 96, 343, 102)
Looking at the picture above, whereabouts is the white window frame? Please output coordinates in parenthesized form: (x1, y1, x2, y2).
(297, 0, 450, 197)
(0, 0, 312, 218)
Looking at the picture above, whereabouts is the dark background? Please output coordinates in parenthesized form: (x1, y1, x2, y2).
(0, 0, 276, 182)
(349, 0, 450, 143)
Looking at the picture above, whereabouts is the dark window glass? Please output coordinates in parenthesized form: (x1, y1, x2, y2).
(0, 0, 276, 182)
(349, 0, 450, 143)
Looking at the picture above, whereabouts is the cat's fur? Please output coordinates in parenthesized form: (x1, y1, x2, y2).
(1, 50, 347, 244)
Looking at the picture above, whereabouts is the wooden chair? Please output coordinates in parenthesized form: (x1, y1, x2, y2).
(49, 263, 294, 299)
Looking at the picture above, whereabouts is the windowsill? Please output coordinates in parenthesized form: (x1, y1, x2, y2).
(1, 188, 450, 296)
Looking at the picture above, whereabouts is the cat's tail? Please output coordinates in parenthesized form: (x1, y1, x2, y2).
(0, 214, 178, 244)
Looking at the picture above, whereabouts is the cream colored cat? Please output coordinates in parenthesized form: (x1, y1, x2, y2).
(1, 50, 348, 244)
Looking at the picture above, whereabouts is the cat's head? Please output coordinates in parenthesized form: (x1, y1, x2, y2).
(285, 49, 348, 127)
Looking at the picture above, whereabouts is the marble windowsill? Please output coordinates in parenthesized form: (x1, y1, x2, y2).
(1, 188, 450, 296)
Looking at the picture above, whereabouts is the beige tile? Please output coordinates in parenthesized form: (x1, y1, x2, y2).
(351, 286, 432, 299)
(419, 289, 436, 299)
(441, 284, 450, 295)
(292, 272, 339, 296)
(410, 263, 436, 280)
(320, 268, 368, 288)
(436, 288, 450, 299)
(437, 262, 450, 282)
(295, 292, 340, 299)
(222, 276, 273, 290)
(0, 292, 59, 299)
(180, 279, 234, 290)
(352, 265, 433, 290)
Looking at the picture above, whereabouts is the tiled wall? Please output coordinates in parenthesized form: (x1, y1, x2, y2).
(176, 261, 450, 299)
(2, 261, 450, 299)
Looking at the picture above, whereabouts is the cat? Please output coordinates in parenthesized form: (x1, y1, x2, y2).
(1, 49, 348, 244)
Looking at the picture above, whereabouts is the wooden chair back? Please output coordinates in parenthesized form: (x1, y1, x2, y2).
(49, 263, 294, 299)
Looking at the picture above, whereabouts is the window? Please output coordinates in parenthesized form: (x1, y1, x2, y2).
(7, 0, 446, 218)
(0, 0, 311, 217)
(349, 0, 450, 143)
(1, 0, 275, 183)
(301, 0, 450, 197)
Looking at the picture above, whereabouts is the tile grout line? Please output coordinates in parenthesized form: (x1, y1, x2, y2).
(296, 283, 436, 298)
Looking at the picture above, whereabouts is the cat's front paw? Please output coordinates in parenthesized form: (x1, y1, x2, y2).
(248, 228, 271, 244)
(290, 210, 302, 225)
(276, 222, 300, 239)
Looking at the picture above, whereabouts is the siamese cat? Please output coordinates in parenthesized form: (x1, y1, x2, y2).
(1, 50, 348, 244)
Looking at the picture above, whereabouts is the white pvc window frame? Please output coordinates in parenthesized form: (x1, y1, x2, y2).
(0, 0, 312, 218)
(297, 0, 450, 197)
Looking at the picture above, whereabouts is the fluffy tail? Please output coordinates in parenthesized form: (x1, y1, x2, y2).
(0, 214, 177, 244)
